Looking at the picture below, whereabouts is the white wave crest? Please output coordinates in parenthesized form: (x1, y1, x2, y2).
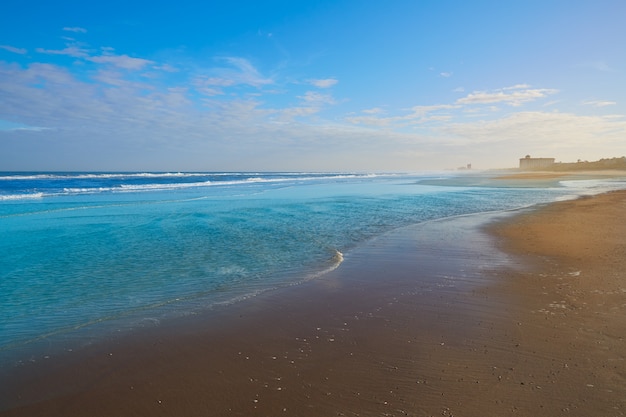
(0, 172, 391, 200)
(0, 192, 45, 201)
(0, 172, 206, 181)
(0, 172, 383, 182)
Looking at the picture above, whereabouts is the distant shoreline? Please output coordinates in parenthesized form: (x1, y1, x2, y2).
(492, 169, 626, 181)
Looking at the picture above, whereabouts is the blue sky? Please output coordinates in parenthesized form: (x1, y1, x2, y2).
(1, 0, 625, 171)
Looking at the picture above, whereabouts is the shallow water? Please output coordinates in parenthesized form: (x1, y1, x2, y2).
(1, 171, 624, 365)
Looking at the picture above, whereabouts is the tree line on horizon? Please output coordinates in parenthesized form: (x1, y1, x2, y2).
(546, 156, 626, 171)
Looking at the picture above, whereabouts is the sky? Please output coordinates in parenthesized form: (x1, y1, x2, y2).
(1, 0, 625, 172)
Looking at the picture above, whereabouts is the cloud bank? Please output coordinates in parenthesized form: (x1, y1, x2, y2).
(0, 32, 624, 171)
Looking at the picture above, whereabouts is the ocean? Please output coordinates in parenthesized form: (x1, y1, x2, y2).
(1, 171, 624, 367)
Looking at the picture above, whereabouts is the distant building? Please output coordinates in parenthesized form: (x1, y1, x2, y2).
(519, 155, 555, 170)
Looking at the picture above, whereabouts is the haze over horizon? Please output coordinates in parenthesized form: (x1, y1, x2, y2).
(1, 1, 625, 172)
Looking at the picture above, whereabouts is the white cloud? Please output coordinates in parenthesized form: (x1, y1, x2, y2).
(63, 27, 87, 33)
(309, 78, 338, 88)
(195, 87, 224, 96)
(200, 77, 236, 87)
(582, 100, 616, 108)
(362, 107, 385, 114)
(35, 39, 158, 72)
(0, 45, 27, 54)
(262, 91, 337, 123)
(274, 106, 320, 121)
(300, 91, 335, 105)
(4, 125, 50, 132)
(406, 104, 458, 118)
(503, 84, 531, 90)
(87, 54, 155, 70)
(92, 69, 155, 90)
(442, 111, 626, 150)
(349, 85, 556, 129)
(153, 63, 179, 73)
(15, 63, 80, 85)
(440, 72, 452, 78)
(193, 76, 236, 96)
(347, 104, 458, 127)
(344, 114, 393, 127)
(542, 100, 560, 107)
(456, 86, 558, 107)
(36, 46, 89, 58)
(218, 57, 273, 87)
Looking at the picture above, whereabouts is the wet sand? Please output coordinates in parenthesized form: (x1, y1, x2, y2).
(1, 191, 625, 416)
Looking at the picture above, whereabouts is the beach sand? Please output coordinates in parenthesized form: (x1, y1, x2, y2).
(1, 190, 625, 416)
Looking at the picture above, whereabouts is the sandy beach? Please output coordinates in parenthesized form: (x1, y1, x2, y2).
(1, 189, 625, 416)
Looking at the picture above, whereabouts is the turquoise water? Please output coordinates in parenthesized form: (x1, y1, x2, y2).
(1, 172, 624, 365)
